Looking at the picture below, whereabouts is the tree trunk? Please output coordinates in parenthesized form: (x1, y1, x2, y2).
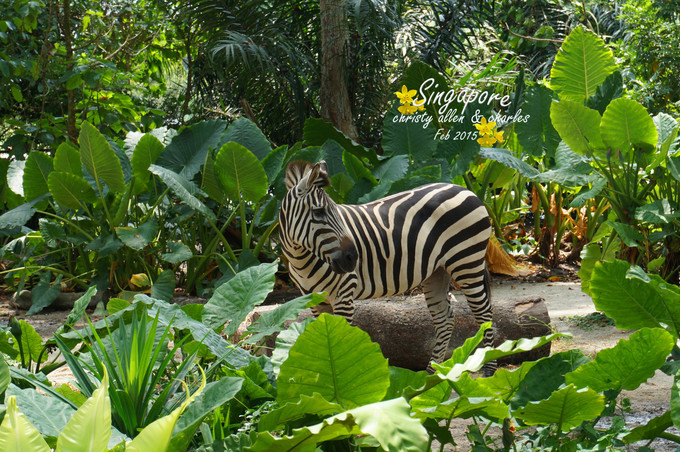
(319, 0, 358, 141)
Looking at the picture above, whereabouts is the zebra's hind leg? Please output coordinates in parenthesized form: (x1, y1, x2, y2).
(457, 266, 495, 376)
(422, 268, 455, 374)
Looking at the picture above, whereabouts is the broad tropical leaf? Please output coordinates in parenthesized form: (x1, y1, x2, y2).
(382, 105, 437, 162)
(116, 219, 159, 250)
(215, 141, 268, 203)
(600, 98, 657, 153)
(550, 100, 604, 155)
(79, 121, 125, 191)
(258, 393, 342, 432)
(202, 262, 277, 334)
(54, 368, 110, 452)
(249, 397, 427, 452)
(478, 148, 539, 178)
(590, 260, 680, 337)
(566, 328, 673, 392)
(515, 84, 560, 158)
(48, 171, 97, 210)
(28, 272, 63, 315)
(131, 134, 164, 189)
(221, 117, 271, 160)
(156, 119, 226, 180)
(5, 385, 75, 438)
(550, 25, 616, 102)
(169, 377, 243, 452)
(22, 151, 53, 202)
(276, 314, 390, 409)
(53, 141, 82, 176)
(303, 118, 378, 165)
(148, 165, 215, 220)
(0, 396, 50, 452)
(514, 384, 604, 431)
(160, 241, 193, 264)
(244, 293, 325, 344)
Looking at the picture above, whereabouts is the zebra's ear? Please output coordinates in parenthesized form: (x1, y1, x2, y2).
(285, 161, 313, 190)
(285, 161, 330, 192)
(310, 161, 330, 188)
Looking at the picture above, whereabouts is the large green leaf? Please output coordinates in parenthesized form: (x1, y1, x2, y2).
(244, 293, 325, 344)
(271, 320, 312, 376)
(277, 313, 390, 409)
(433, 333, 564, 382)
(115, 219, 158, 250)
(655, 113, 679, 154)
(0, 202, 36, 230)
(600, 97, 657, 153)
(372, 155, 409, 182)
(566, 328, 673, 393)
(514, 384, 604, 432)
(48, 171, 97, 210)
(131, 134, 164, 188)
(0, 396, 50, 452)
(550, 100, 604, 155)
(303, 118, 378, 165)
(381, 104, 437, 162)
(0, 356, 9, 396)
(221, 117, 271, 160)
(156, 119, 226, 180)
(624, 410, 672, 444)
(590, 260, 680, 337)
(202, 262, 277, 335)
(169, 377, 243, 452)
(342, 150, 376, 185)
(249, 397, 427, 452)
(416, 396, 508, 423)
(14, 320, 46, 364)
(53, 141, 82, 176)
(5, 385, 75, 438)
(150, 269, 176, 302)
(400, 60, 450, 123)
(515, 84, 560, 158)
(160, 241, 193, 264)
(634, 199, 679, 224)
(7, 159, 26, 196)
(478, 148, 539, 178)
(258, 393, 342, 433)
(55, 286, 97, 337)
(22, 151, 53, 202)
(55, 370, 111, 452)
(215, 142, 268, 203)
(28, 272, 63, 315)
(142, 297, 253, 369)
(148, 164, 215, 220)
(550, 25, 616, 102)
(79, 121, 125, 191)
(509, 350, 589, 410)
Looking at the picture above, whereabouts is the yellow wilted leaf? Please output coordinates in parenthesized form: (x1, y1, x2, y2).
(486, 236, 532, 277)
(129, 273, 151, 289)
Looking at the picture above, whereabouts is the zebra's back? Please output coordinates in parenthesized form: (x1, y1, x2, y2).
(338, 183, 491, 299)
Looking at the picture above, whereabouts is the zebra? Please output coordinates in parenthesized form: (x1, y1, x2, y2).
(279, 160, 494, 374)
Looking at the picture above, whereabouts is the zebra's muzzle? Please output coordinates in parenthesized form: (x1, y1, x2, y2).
(329, 237, 358, 274)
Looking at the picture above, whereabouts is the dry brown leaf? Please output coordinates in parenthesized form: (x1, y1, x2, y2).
(485, 235, 532, 277)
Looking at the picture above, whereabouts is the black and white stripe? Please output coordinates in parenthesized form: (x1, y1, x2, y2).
(279, 161, 494, 373)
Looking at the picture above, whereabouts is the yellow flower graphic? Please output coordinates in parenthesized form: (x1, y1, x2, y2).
(494, 129, 505, 143)
(474, 117, 496, 136)
(414, 99, 426, 111)
(478, 135, 497, 147)
(395, 85, 417, 104)
(398, 103, 418, 115)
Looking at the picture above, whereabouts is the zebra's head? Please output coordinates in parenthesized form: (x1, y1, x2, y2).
(279, 161, 358, 274)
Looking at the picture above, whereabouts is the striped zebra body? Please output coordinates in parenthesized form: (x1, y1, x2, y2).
(280, 161, 494, 373)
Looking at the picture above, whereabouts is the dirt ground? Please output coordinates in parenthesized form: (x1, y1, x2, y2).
(0, 275, 675, 450)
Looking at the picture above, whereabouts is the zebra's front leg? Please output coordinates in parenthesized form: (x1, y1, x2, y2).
(422, 269, 455, 374)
